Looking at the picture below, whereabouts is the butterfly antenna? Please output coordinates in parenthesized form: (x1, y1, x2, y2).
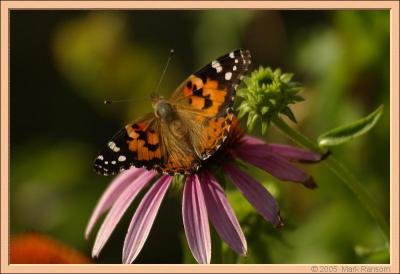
(104, 96, 153, 104)
(152, 49, 174, 97)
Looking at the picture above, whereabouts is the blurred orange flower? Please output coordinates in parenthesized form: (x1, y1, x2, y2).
(10, 232, 91, 264)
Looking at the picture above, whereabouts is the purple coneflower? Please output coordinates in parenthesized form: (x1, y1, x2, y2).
(85, 118, 322, 264)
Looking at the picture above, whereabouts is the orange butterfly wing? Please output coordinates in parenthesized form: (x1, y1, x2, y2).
(169, 49, 251, 161)
(94, 49, 251, 176)
(93, 115, 164, 175)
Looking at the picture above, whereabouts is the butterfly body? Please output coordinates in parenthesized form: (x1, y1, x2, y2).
(153, 99, 174, 120)
(94, 49, 251, 176)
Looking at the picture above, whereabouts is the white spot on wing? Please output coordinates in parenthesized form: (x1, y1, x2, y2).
(108, 141, 120, 152)
(211, 60, 223, 73)
(211, 60, 220, 68)
(118, 155, 126, 162)
(225, 72, 232, 80)
(233, 65, 237, 71)
(97, 155, 104, 160)
(229, 52, 235, 58)
(111, 161, 116, 165)
(235, 59, 238, 63)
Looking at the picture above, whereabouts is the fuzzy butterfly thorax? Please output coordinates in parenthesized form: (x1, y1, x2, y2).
(94, 49, 251, 176)
(157, 100, 188, 139)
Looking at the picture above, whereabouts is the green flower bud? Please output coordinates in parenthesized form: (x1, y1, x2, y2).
(236, 66, 304, 134)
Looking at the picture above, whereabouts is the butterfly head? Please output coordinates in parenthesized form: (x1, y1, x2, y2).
(152, 96, 173, 120)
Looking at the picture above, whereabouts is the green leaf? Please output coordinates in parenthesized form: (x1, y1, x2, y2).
(292, 95, 305, 102)
(317, 105, 383, 147)
(280, 73, 293, 83)
(236, 101, 248, 110)
(261, 121, 268, 135)
(246, 112, 258, 132)
(282, 107, 297, 123)
(354, 245, 390, 263)
(261, 106, 269, 115)
(237, 105, 251, 119)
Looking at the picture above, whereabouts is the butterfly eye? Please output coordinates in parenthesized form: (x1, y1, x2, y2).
(156, 101, 173, 118)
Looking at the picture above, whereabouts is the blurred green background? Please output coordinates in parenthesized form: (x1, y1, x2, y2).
(10, 10, 390, 264)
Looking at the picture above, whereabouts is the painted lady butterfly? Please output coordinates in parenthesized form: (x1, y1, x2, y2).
(94, 49, 251, 176)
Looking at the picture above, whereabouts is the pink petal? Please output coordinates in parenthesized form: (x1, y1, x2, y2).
(240, 136, 322, 163)
(91, 170, 156, 258)
(235, 144, 317, 189)
(264, 144, 322, 163)
(224, 163, 282, 227)
(183, 175, 211, 264)
(200, 171, 247, 255)
(240, 135, 265, 146)
(122, 175, 172, 264)
(85, 167, 147, 239)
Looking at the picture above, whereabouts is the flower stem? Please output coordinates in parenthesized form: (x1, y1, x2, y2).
(211, 227, 223, 263)
(272, 116, 390, 243)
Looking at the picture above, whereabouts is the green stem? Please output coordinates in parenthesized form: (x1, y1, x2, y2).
(272, 116, 390, 243)
(211, 227, 223, 263)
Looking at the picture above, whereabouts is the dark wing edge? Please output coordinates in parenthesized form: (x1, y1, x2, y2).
(93, 116, 164, 176)
(193, 48, 252, 116)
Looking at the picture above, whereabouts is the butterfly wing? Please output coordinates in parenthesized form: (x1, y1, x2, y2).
(93, 114, 164, 176)
(168, 48, 251, 161)
(171, 48, 251, 117)
(94, 49, 251, 176)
